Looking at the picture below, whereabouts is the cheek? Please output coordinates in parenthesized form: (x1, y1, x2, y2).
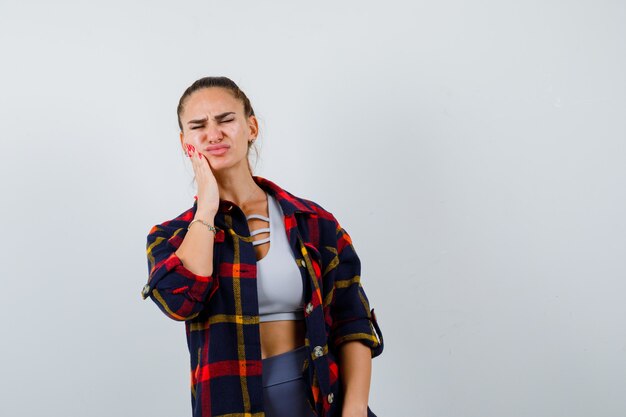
(225, 123, 244, 137)
(226, 125, 248, 147)
(185, 131, 204, 145)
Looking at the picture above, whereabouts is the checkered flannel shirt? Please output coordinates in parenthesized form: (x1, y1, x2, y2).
(142, 176, 383, 417)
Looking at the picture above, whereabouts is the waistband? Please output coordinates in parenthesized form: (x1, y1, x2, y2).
(262, 345, 308, 388)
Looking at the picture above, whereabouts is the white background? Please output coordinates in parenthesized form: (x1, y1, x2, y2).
(1, 1, 625, 416)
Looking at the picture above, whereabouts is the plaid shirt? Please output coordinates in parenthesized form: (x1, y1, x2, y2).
(142, 176, 384, 417)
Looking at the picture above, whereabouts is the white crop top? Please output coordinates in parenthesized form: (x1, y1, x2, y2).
(246, 192, 305, 322)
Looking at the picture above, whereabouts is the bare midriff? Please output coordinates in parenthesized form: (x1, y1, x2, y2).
(260, 320, 306, 359)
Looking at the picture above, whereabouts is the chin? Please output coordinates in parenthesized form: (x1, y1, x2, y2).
(207, 158, 236, 172)
(212, 155, 248, 169)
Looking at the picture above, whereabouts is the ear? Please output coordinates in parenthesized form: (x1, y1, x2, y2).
(179, 131, 186, 152)
(247, 115, 259, 139)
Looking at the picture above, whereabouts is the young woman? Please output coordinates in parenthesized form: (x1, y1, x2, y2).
(142, 76, 384, 417)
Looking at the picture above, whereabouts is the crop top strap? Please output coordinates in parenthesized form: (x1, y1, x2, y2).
(247, 212, 270, 247)
(246, 214, 270, 222)
(250, 227, 270, 237)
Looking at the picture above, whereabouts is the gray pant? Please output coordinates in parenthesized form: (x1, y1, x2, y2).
(262, 345, 317, 417)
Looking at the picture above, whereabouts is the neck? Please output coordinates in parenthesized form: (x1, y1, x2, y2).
(214, 162, 264, 208)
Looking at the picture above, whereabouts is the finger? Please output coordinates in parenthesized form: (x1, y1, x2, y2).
(187, 145, 202, 181)
(194, 150, 208, 175)
(197, 151, 211, 179)
(194, 149, 209, 177)
(196, 149, 214, 171)
(183, 142, 194, 158)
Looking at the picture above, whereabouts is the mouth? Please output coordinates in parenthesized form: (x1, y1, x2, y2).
(206, 144, 230, 156)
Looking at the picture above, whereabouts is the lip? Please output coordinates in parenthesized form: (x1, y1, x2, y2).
(206, 144, 230, 155)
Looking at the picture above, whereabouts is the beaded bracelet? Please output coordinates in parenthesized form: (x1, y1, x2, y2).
(188, 219, 219, 235)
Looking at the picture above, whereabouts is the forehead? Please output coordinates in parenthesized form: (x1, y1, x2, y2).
(181, 87, 242, 119)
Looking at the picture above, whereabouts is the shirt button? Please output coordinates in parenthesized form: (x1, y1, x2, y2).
(313, 345, 324, 358)
(299, 259, 306, 268)
(305, 302, 314, 314)
(327, 392, 334, 404)
(141, 284, 150, 298)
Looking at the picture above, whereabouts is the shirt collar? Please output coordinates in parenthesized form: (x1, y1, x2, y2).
(253, 175, 316, 216)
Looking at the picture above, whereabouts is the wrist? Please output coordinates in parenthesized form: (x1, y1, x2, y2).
(194, 211, 217, 221)
(188, 218, 219, 235)
(342, 394, 368, 413)
(341, 401, 368, 417)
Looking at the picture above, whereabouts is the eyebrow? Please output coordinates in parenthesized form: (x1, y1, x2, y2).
(187, 112, 236, 125)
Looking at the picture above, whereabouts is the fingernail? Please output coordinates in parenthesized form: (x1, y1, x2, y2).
(198, 151, 202, 159)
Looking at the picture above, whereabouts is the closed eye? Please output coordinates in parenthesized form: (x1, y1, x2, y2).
(219, 118, 234, 123)
(190, 125, 203, 130)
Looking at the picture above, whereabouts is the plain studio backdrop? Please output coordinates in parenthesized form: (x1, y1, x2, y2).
(1, 1, 625, 416)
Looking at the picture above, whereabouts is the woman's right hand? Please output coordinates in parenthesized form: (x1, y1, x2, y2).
(184, 142, 220, 218)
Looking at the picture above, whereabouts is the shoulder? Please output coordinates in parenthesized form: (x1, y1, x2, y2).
(295, 195, 337, 222)
(258, 175, 337, 221)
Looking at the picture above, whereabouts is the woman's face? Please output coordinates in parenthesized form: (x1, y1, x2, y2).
(179, 87, 258, 172)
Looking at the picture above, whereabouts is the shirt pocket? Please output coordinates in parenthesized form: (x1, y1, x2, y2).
(302, 242, 323, 280)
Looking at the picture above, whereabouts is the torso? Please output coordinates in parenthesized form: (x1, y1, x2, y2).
(243, 190, 306, 360)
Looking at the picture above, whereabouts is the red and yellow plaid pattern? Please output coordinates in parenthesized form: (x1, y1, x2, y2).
(143, 176, 383, 417)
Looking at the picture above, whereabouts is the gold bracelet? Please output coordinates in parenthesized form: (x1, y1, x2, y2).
(187, 219, 219, 235)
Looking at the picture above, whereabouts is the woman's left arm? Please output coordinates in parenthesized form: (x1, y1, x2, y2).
(326, 217, 384, 416)
(339, 341, 372, 417)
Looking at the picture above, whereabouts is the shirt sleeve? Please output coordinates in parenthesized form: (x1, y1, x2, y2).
(141, 224, 217, 321)
(328, 221, 384, 358)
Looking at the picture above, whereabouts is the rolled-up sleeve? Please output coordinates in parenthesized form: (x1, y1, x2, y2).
(328, 222, 384, 358)
(142, 224, 217, 321)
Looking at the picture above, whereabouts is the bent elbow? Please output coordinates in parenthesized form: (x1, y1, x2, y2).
(149, 287, 205, 322)
(142, 270, 218, 322)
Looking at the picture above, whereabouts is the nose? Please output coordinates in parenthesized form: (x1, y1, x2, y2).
(207, 124, 223, 143)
